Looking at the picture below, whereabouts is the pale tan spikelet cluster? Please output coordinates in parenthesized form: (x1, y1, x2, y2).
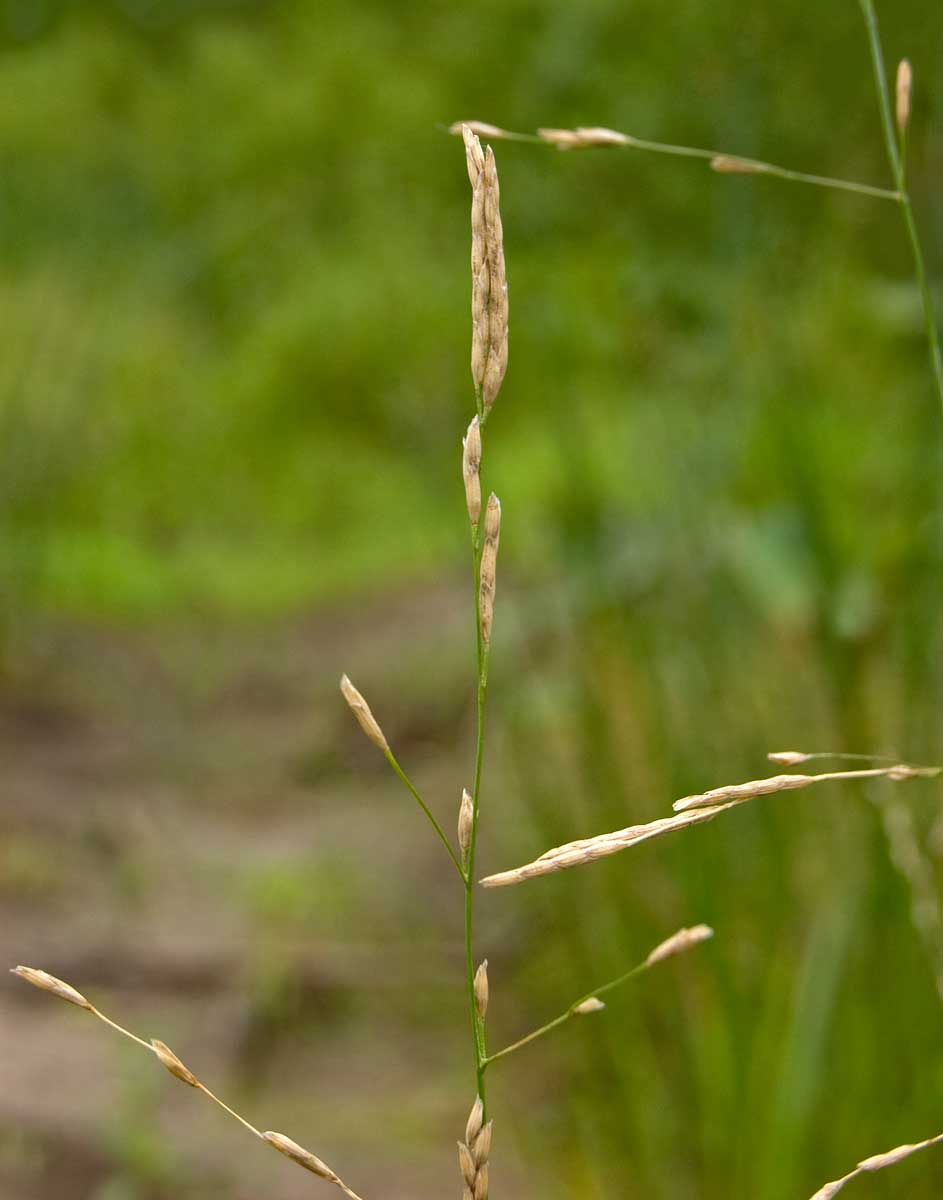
(537, 126, 629, 149)
(265, 1131, 365, 1199)
(458, 1096, 493, 1200)
(463, 416, 482, 528)
(464, 125, 508, 413)
(12, 965, 92, 1010)
(479, 493, 501, 646)
(340, 674, 389, 753)
(710, 154, 764, 174)
(480, 802, 738, 887)
(481, 761, 940, 887)
(572, 996, 606, 1014)
(672, 771, 817, 813)
(896, 58, 912, 133)
(458, 788, 474, 860)
(808, 1128, 943, 1199)
(645, 924, 714, 967)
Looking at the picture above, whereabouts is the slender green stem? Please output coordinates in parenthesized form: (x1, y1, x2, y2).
(483, 961, 649, 1068)
(383, 750, 466, 880)
(451, 124, 900, 201)
(859, 0, 943, 419)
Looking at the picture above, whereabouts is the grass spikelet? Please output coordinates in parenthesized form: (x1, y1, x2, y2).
(458, 788, 474, 860)
(645, 924, 714, 966)
(339, 674, 389, 753)
(451, 120, 509, 141)
(896, 58, 912, 133)
(462, 416, 482, 528)
(12, 965, 92, 1010)
(573, 997, 606, 1014)
(151, 1039, 200, 1088)
(710, 154, 764, 174)
(479, 493, 501, 647)
(474, 959, 489, 1019)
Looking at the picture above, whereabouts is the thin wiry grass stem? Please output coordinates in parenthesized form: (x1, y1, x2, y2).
(383, 749, 467, 880)
(859, 0, 943, 420)
(446, 123, 901, 201)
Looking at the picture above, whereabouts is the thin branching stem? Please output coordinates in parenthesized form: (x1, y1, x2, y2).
(447, 124, 901, 201)
(859, 0, 943, 420)
(483, 961, 649, 1067)
(383, 750, 466, 880)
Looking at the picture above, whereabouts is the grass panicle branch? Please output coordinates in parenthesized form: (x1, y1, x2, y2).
(481, 761, 940, 888)
(482, 926, 713, 1067)
(11, 967, 366, 1200)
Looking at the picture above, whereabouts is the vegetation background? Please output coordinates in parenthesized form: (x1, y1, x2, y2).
(1, 1, 942, 1197)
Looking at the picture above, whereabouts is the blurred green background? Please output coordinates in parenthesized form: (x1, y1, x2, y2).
(2, 1, 942, 1197)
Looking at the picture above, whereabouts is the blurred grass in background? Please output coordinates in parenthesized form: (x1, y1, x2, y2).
(2, 1, 943, 1198)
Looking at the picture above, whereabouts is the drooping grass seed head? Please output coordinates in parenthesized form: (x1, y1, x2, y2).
(463, 417, 482, 528)
(474, 959, 489, 1019)
(896, 59, 912, 133)
(151, 1039, 200, 1088)
(11, 966, 92, 1010)
(339, 674, 389, 753)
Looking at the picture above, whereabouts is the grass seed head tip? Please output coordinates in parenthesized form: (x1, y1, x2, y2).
(264, 1132, 335, 1180)
(12, 965, 92, 1010)
(767, 749, 811, 765)
(646, 924, 714, 967)
(339, 674, 390, 753)
(896, 59, 912, 132)
(574, 997, 606, 1014)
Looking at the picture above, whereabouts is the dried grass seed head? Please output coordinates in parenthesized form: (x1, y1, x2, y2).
(458, 1141, 477, 1186)
(462, 124, 485, 187)
(452, 119, 508, 141)
(473, 1120, 493, 1166)
(479, 494, 502, 647)
(465, 1095, 484, 1145)
(339, 674, 389, 753)
(767, 749, 812, 765)
(151, 1039, 200, 1088)
(12, 965, 92, 1010)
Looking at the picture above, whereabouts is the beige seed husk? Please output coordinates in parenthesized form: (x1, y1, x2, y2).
(573, 997, 606, 1014)
(463, 417, 482, 527)
(265, 1131, 335, 1180)
(339, 674, 389, 753)
(151, 1039, 200, 1088)
(479, 493, 501, 647)
(11, 965, 92, 1010)
(458, 1141, 477, 1186)
(537, 127, 586, 149)
(465, 1095, 484, 1145)
(645, 924, 714, 967)
(710, 154, 763, 174)
(573, 126, 631, 146)
(896, 59, 912, 133)
(458, 788, 474, 860)
(473, 1120, 493, 1166)
(474, 959, 489, 1020)
(474, 1162, 489, 1200)
(767, 750, 812, 765)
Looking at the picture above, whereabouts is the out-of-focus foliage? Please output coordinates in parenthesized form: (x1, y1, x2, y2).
(2, 2, 942, 1198)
